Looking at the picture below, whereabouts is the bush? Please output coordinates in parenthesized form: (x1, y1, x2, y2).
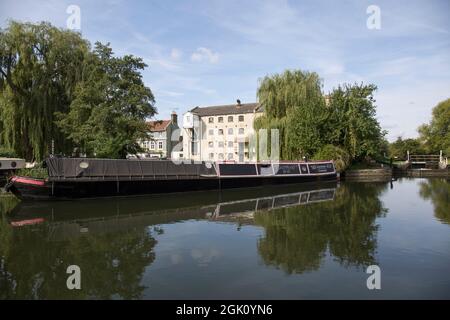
(313, 145, 350, 172)
(0, 147, 17, 158)
(16, 163, 48, 179)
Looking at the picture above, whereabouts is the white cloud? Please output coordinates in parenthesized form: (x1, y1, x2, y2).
(191, 47, 219, 64)
(170, 48, 182, 60)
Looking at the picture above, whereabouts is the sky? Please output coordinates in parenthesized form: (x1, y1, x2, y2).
(1, 0, 449, 141)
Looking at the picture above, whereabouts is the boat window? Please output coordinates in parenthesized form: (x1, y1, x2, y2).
(275, 164, 300, 175)
(257, 164, 273, 175)
(300, 164, 308, 173)
(308, 163, 334, 173)
(219, 163, 257, 176)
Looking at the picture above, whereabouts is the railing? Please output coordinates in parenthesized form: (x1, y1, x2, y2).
(407, 150, 447, 169)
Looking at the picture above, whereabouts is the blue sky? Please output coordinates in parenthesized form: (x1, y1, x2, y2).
(1, 0, 449, 141)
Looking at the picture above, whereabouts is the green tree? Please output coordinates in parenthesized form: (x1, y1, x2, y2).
(418, 98, 450, 155)
(255, 70, 326, 159)
(389, 136, 425, 159)
(56, 42, 156, 158)
(326, 83, 386, 161)
(0, 21, 89, 161)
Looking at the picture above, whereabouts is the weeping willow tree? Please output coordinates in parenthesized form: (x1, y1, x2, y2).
(255, 70, 327, 160)
(0, 21, 89, 161)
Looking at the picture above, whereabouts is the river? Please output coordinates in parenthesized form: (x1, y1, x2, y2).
(0, 177, 449, 299)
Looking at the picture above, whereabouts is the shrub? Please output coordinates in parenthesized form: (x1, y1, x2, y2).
(16, 163, 48, 179)
(313, 145, 350, 172)
(0, 147, 17, 158)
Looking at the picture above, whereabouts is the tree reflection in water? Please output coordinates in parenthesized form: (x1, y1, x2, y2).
(419, 178, 450, 225)
(0, 198, 156, 299)
(254, 183, 388, 274)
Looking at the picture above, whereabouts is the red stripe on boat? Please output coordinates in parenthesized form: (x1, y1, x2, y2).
(11, 218, 45, 227)
(13, 176, 46, 186)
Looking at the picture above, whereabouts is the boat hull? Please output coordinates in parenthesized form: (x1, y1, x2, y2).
(7, 173, 337, 201)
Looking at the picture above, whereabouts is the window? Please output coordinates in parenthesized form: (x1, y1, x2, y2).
(208, 117, 214, 123)
(218, 116, 223, 123)
(238, 115, 244, 122)
(239, 128, 245, 135)
(218, 129, 224, 135)
(228, 128, 233, 135)
(228, 116, 233, 122)
(208, 141, 214, 148)
(228, 141, 233, 148)
(209, 153, 214, 159)
(208, 129, 214, 136)
(218, 153, 224, 160)
(150, 141, 155, 149)
(227, 153, 234, 160)
(158, 141, 163, 150)
(218, 141, 224, 148)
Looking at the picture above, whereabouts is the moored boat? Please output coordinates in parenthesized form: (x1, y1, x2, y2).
(5, 157, 337, 200)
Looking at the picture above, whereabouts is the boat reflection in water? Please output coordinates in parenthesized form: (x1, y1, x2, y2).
(8, 182, 337, 240)
(2, 180, 391, 299)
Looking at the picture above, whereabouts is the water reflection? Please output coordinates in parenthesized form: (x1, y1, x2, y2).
(0, 181, 392, 299)
(255, 183, 388, 274)
(419, 178, 450, 225)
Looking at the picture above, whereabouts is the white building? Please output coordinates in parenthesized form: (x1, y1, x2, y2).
(181, 101, 263, 162)
(138, 112, 179, 159)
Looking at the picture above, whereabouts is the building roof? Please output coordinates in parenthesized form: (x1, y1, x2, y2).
(147, 120, 171, 132)
(190, 102, 262, 117)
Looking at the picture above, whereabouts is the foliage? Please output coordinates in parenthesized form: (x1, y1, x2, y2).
(0, 147, 17, 158)
(0, 21, 89, 161)
(55, 43, 156, 158)
(326, 83, 386, 161)
(388, 136, 425, 159)
(313, 144, 350, 172)
(418, 98, 450, 155)
(255, 70, 386, 163)
(16, 163, 48, 179)
(0, 21, 156, 161)
(255, 70, 326, 159)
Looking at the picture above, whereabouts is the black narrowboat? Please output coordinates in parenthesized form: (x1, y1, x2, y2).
(5, 157, 337, 201)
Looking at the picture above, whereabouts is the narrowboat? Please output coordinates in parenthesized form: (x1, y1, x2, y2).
(5, 157, 337, 201)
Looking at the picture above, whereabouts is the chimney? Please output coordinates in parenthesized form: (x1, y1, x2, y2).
(171, 111, 178, 125)
(237, 99, 241, 106)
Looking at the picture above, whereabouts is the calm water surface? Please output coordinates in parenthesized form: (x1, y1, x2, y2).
(0, 178, 449, 299)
